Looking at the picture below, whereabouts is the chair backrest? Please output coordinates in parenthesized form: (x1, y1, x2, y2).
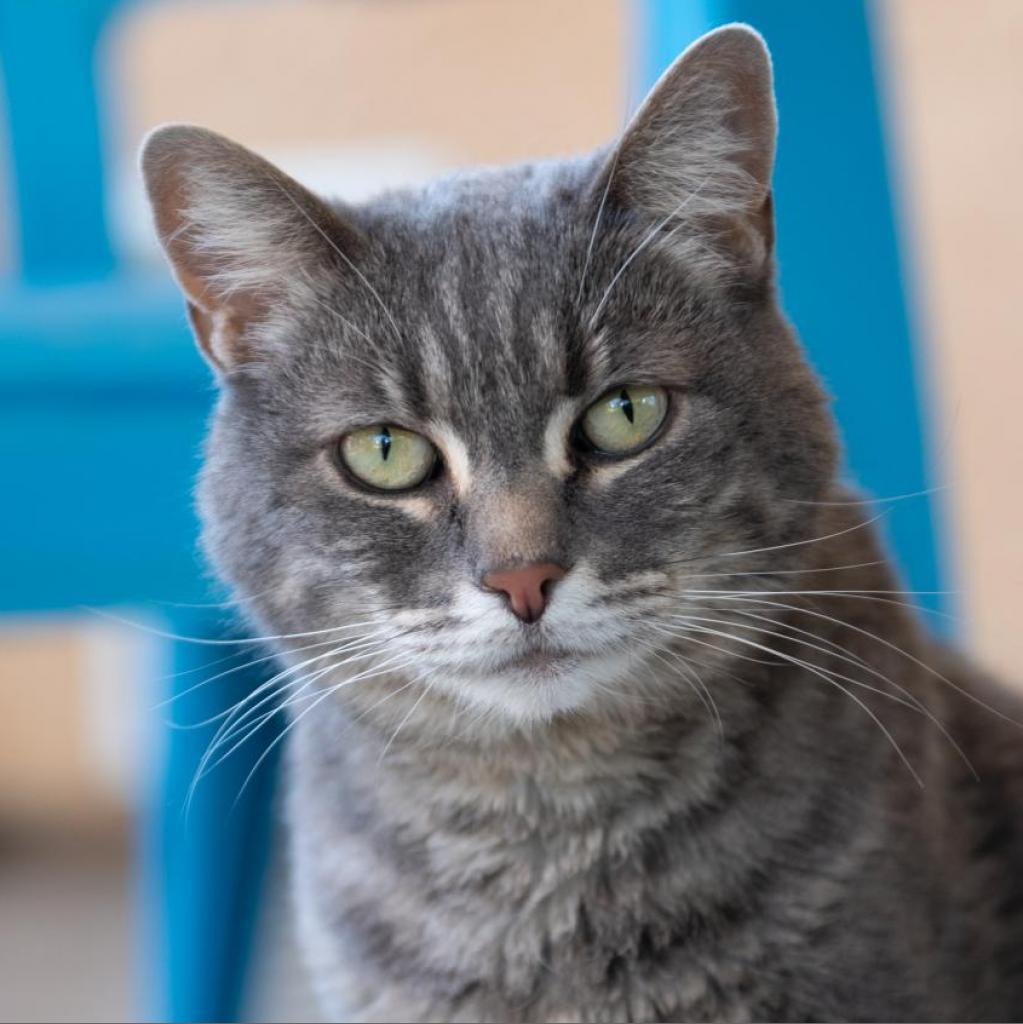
(640, 0, 950, 620)
(0, 0, 119, 284)
(0, 0, 214, 615)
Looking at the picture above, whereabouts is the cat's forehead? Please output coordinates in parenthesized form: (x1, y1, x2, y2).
(336, 165, 592, 432)
(368, 253, 574, 465)
(289, 157, 689, 464)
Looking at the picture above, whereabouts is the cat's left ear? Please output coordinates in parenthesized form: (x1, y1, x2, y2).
(140, 124, 365, 373)
(600, 24, 777, 276)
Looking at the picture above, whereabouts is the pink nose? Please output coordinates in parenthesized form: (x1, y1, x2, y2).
(482, 562, 566, 623)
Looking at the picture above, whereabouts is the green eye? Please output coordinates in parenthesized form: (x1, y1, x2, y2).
(339, 425, 437, 491)
(581, 385, 668, 455)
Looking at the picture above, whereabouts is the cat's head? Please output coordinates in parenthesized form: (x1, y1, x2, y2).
(142, 26, 837, 729)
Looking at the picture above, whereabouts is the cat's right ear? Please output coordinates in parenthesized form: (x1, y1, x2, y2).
(140, 124, 364, 373)
(596, 24, 777, 278)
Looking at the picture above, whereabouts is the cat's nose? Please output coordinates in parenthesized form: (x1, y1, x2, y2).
(482, 562, 566, 623)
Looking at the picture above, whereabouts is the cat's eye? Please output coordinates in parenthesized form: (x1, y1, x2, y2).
(339, 425, 437, 491)
(580, 385, 669, 455)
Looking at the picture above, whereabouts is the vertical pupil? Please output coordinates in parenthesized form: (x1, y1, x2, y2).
(618, 388, 635, 424)
(378, 426, 392, 461)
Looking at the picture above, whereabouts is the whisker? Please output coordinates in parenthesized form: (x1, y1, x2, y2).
(157, 631, 386, 716)
(576, 150, 618, 307)
(185, 637, 406, 809)
(588, 175, 710, 328)
(378, 681, 433, 764)
(634, 635, 724, 740)
(664, 618, 924, 787)
(272, 179, 406, 345)
(685, 587, 957, 621)
(728, 606, 872, 671)
(195, 638, 389, 748)
(190, 647, 420, 815)
(86, 607, 398, 648)
(692, 593, 1023, 731)
(228, 654, 423, 809)
(667, 611, 976, 779)
(673, 560, 884, 582)
(194, 657, 347, 791)
(780, 484, 947, 507)
(687, 587, 953, 599)
(661, 510, 888, 570)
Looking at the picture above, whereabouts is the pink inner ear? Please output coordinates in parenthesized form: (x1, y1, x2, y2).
(141, 124, 371, 374)
(185, 301, 250, 373)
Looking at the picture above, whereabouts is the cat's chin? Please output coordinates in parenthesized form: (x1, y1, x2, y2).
(434, 647, 642, 724)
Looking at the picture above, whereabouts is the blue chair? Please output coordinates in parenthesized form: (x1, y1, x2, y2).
(0, 1, 947, 1021)
(641, 0, 948, 617)
(0, 2, 280, 1019)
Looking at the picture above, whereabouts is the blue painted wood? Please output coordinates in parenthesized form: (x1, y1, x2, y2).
(0, 280, 280, 1023)
(0, 280, 210, 614)
(141, 616, 282, 1023)
(0, 4, 280, 1020)
(638, 0, 948, 618)
(0, 0, 117, 283)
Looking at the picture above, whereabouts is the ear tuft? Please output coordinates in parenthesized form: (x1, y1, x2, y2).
(140, 124, 362, 371)
(602, 23, 777, 277)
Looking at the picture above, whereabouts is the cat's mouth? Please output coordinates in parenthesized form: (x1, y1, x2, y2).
(477, 644, 593, 680)
(496, 648, 574, 673)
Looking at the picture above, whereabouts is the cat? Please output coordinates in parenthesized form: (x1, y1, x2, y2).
(141, 24, 1023, 1023)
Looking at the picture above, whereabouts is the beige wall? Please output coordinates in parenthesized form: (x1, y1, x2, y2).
(882, 0, 1023, 681)
(113, 0, 630, 166)
(0, 625, 127, 834)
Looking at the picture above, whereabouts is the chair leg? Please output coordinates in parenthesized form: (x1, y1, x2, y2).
(140, 614, 284, 1022)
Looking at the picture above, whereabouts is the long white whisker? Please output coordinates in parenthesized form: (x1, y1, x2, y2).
(273, 180, 405, 344)
(662, 618, 923, 787)
(201, 639, 389, 752)
(781, 484, 946, 507)
(588, 176, 710, 328)
(634, 635, 724, 739)
(693, 593, 1023, 731)
(186, 640, 400, 812)
(728, 606, 873, 671)
(87, 607, 397, 648)
(686, 587, 956, 620)
(576, 152, 618, 307)
(673, 560, 884, 582)
(175, 631, 390, 733)
(158, 631, 386, 716)
(668, 611, 975, 779)
(666, 511, 888, 568)
(378, 682, 432, 764)
(229, 654, 422, 808)
(194, 658, 347, 792)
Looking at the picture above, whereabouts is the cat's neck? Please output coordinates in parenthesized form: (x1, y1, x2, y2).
(293, 643, 821, 845)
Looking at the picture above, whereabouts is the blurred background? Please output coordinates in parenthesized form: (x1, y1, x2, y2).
(0, 1, 1020, 1021)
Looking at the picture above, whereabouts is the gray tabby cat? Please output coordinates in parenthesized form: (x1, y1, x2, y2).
(141, 25, 1023, 1023)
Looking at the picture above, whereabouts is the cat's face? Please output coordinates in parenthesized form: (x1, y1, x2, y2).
(143, 27, 836, 727)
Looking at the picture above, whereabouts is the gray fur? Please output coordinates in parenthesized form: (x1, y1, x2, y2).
(141, 25, 1023, 1023)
